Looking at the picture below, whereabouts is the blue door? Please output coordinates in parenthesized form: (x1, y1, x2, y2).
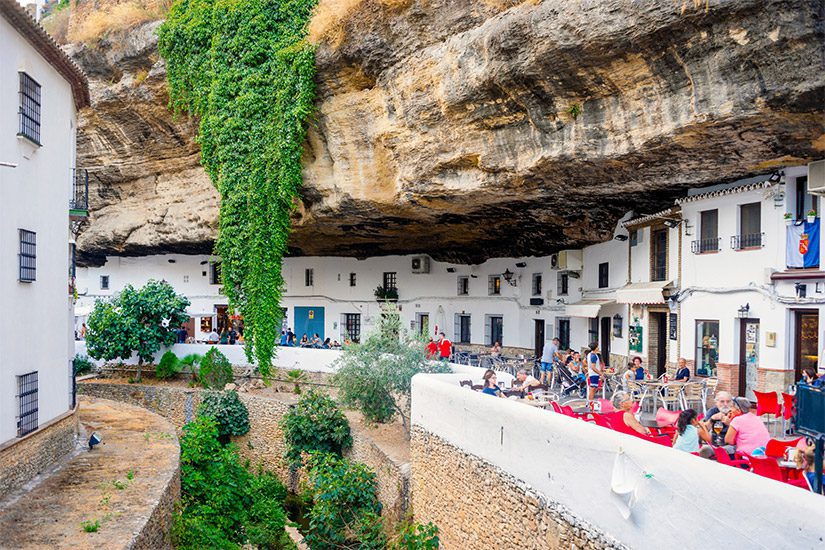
(294, 307, 325, 342)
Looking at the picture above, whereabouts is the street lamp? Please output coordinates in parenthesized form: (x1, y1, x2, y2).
(502, 268, 516, 286)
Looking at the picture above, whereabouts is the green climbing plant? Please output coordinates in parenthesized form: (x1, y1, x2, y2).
(158, 0, 318, 379)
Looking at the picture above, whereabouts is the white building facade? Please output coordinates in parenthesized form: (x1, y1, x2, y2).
(0, 1, 88, 449)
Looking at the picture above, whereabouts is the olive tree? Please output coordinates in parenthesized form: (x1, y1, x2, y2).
(86, 280, 190, 381)
(333, 303, 451, 437)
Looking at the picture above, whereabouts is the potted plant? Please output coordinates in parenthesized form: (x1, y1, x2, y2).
(807, 209, 817, 223)
(784, 212, 793, 226)
(374, 285, 399, 302)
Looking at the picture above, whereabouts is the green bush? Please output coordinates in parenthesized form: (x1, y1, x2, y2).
(281, 391, 352, 468)
(391, 520, 440, 550)
(198, 390, 250, 440)
(198, 347, 234, 389)
(156, 350, 181, 380)
(303, 453, 385, 550)
(73, 354, 94, 376)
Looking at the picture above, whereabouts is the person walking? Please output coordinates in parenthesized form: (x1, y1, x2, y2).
(587, 341, 603, 402)
(539, 337, 561, 385)
(437, 332, 452, 361)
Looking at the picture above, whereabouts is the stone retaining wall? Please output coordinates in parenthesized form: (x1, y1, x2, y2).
(78, 381, 409, 528)
(410, 427, 622, 550)
(0, 407, 78, 501)
(130, 467, 181, 550)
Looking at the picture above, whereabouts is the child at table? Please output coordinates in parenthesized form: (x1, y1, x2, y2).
(673, 409, 713, 457)
(796, 444, 825, 493)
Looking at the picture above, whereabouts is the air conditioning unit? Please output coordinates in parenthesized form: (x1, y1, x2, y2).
(411, 255, 430, 274)
(551, 250, 582, 271)
(809, 160, 825, 195)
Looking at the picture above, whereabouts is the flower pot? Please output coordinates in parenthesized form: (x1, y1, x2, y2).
(785, 219, 793, 226)
(807, 215, 816, 224)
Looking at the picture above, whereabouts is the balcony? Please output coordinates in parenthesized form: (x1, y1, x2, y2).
(690, 237, 721, 254)
(70, 168, 88, 220)
(731, 232, 765, 250)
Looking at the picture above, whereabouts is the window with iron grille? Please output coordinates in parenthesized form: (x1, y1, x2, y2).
(100, 275, 109, 290)
(557, 272, 569, 296)
(383, 272, 397, 291)
(488, 275, 501, 296)
(349, 272, 356, 287)
(651, 228, 667, 281)
(18, 72, 41, 145)
(532, 273, 542, 296)
(209, 262, 221, 285)
(457, 276, 469, 295)
(344, 313, 361, 343)
(305, 268, 314, 286)
(598, 262, 609, 288)
(19, 229, 36, 282)
(588, 318, 599, 344)
(17, 371, 38, 437)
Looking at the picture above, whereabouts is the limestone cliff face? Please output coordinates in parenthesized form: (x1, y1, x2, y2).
(71, 0, 825, 265)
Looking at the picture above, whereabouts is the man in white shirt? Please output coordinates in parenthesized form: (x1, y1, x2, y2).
(512, 368, 541, 392)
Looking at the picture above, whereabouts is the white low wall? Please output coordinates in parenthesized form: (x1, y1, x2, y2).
(74, 342, 342, 373)
(411, 374, 825, 548)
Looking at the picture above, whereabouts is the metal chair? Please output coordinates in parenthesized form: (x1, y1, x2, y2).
(680, 382, 705, 411)
(702, 378, 719, 416)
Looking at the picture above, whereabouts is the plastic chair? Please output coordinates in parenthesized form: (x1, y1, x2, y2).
(749, 456, 810, 490)
(598, 398, 616, 413)
(781, 392, 795, 435)
(713, 447, 750, 468)
(655, 407, 681, 427)
(592, 413, 612, 429)
(551, 401, 563, 414)
(754, 390, 782, 436)
(764, 437, 804, 458)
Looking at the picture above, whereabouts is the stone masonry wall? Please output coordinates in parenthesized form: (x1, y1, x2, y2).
(78, 381, 409, 527)
(130, 467, 181, 550)
(410, 427, 624, 550)
(0, 408, 78, 501)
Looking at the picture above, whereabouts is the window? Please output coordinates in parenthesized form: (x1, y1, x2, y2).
(694, 209, 719, 253)
(651, 228, 667, 281)
(17, 371, 38, 437)
(488, 275, 501, 296)
(795, 176, 817, 221)
(183, 275, 189, 283)
(18, 229, 36, 282)
(344, 313, 361, 343)
(305, 268, 314, 286)
(383, 272, 397, 291)
(457, 276, 469, 296)
(695, 320, 719, 376)
(349, 273, 356, 287)
(485, 315, 503, 346)
(532, 273, 542, 296)
(612, 314, 623, 338)
(209, 262, 221, 285)
(558, 319, 570, 350)
(588, 318, 599, 345)
(629, 229, 639, 247)
(598, 262, 609, 288)
(457, 314, 471, 344)
(100, 275, 109, 290)
(735, 202, 762, 249)
(557, 272, 569, 296)
(18, 72, 41, 145)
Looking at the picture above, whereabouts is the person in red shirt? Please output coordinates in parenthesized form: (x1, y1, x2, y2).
(437, 332, 452, 361)
(426, 337, 438, 358)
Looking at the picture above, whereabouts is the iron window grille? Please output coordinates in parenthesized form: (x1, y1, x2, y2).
(344, 313, 361, 343)
(18, 72, 41, 145)
(598, 262, 609, 288)
(731, 233, 765, 250)
(209, 262, 221, 285)
(691, 237, 721, 254)
(19, 229, 36, 282)
(305, 268, 314, 286)
(71, 168, 89, 210)
(532, 273, 542, 296)
(100, 275, 109, 290)
(349, 273, 356, 287)
(557, 272, 569, 295)
(17, 371, 38, 437)
(383, 272, 397, 291)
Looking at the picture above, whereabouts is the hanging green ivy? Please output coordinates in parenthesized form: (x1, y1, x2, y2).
(158, 0, 318, 378)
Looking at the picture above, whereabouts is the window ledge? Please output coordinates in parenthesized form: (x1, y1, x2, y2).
(17, 133, 42, 147)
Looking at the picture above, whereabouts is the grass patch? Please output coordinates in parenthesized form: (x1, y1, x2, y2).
(68, 1, 173, 44)
(81, 520, 100, 533)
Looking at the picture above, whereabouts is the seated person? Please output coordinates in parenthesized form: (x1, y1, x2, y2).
(797, 444, 825, 494)
(800, 367, 818, 386)
(621, 366, 636, 391)
(490, 341, 502, 357)
(567, 352, 585, 381)
(321, 337, 331, 349)
(674, 358, 691, 382)
(311, 333, 321, 347)
(481, 369, 503, 397)
(207, 329, 220, 343)
(512, 368, 541, 393)
(672, 409, 713, 457)
(331, 340, 341, 349)
(631, 356, 646, 380)
(612, 391, 651, 436)
(702, 391, 736, 450)
(299, 334, 310, 347)
(725, 397, 770, 456)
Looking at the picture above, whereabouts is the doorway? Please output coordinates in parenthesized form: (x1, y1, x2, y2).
(534, 320, 545, 358)
(416, 313, 429, 337)
(649, 312, 668, 377)
(489, 316, 503, 346)
(558, 319, 570, 351)
(294, 306, 325, 341)
(215, 305, 229, 333)
(738, 318, 760, 400)
(794, 310, 819, 382)
(600, 317, 611, 366)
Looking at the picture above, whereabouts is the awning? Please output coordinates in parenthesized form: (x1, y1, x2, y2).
(564, 299, 616, 318)
(616, 281, 672, 304)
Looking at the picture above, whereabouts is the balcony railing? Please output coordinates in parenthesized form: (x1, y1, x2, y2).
(691, 237, 721, 254)
(731, 232, 765, 250)
(70, 168, 88, 216)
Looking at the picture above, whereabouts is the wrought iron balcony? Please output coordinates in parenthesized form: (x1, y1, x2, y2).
(70, 168, 88, 219)
(690, 237, 721, 254)
(731, 232, 765, 250)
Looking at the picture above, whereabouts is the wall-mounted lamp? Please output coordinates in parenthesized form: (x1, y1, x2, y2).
(737, 303, 750, 319)
(567, 271, 581, 279)
(168, 259, 176, 263)
(662, 218, 693, 236)
(769, 171, 783, 183)
(614, 234, 628, 241)
(199, 260, 208, 265)
(502, 269, 517, 286)
(470, 274, 478, 279)
(796, 282, 807, 299)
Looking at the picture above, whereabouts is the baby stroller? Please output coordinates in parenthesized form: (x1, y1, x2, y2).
(555, 361, 587, 398)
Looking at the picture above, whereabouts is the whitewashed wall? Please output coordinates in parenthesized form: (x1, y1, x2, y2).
(412, 374, 825, 548)
(0, 15, 76, 444)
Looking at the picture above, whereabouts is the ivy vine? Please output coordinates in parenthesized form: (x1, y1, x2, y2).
(158, 0, 318, 378)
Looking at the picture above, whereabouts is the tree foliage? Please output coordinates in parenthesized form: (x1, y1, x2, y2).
(85, 280, 190, 381)
(333, 304, 451, 436)
(158, 0, 318, 379)
(198, 347, 234, 389)
(199, 390, 251, 440)
(281, 390, 352, 468)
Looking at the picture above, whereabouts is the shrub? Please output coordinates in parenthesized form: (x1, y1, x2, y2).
(156, 350, 181, 380)
(73, 354, 94, 376)
(303, 453, 385, 550)
(391, 520, 440, 550)
(198, 347, 234, 389)
(281, 391, 352, 468)
(198, 391, 250, 440)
